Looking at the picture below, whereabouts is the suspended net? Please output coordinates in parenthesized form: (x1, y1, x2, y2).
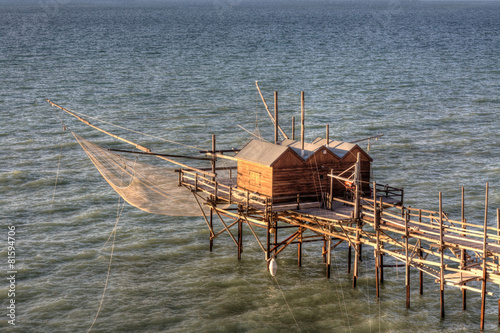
(73, 131, 206, 216)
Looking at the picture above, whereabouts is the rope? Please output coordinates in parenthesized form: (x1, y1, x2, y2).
(88, 196, 125, 332)
(63, 107, 203, 151)
(50, 111, 69, 214)
(49, 140, 63, 214)
(271, 275, 302, 333)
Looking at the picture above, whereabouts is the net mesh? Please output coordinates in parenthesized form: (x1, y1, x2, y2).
(73, 131, 206, 216)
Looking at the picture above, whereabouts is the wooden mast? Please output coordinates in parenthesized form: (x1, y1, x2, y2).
(301, 91, 305, 151)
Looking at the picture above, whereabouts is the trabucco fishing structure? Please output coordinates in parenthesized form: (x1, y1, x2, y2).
(47, 82, 499, 330)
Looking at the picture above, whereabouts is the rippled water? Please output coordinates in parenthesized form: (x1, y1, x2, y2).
(1, 1, 499, 332)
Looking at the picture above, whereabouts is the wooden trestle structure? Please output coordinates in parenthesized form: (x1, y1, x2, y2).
(179, 158, 499, 329)
(46, 90, 498, 329)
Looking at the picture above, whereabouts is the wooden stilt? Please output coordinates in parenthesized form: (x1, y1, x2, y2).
(419, 248, 423, 295)
(374, 182, 381, 298)
(298, 227, 302, 268)
(353, 227, 360, 288)
(405, 210, 410, 309)
(209, 135, 216, 252)
(274, 220, 278, 255)
(380, 253, 384, 283)
(322, 238, 327, 263)
(209, 208, 214, 252)
(237, 218, 243, 260)
(292, 116, 295, 141)
(461, 187, 467, 310)
(439, 192, 445, 319)
(326, 227, 332, 278)
(348, 245, 352, 274)
(480, 183, 489, 331)
(266, 217, 271, 261)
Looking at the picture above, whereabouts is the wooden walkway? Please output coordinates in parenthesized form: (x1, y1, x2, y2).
(179, 169, 499, 328)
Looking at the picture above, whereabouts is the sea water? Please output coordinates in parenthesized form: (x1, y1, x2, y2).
(1, 0, 499, 332)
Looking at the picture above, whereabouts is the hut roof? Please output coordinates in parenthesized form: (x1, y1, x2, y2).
(234, 140, 296, 166)
(311, 138, 356, 158)
(235, 138, 372, 167)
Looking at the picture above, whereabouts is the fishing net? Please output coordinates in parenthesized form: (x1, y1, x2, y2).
(72, 131, 207, 216)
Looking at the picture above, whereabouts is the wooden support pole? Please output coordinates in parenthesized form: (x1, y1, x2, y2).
(301, 91, 305, 151)
(326, 124, 329, 145)
(211, 134, 216, 182)
(380, 197, 384, 284)
(326, 227, 332, 278)
(380, 252, 384, 283)
(298, 227, 302, 268)
(374, 182, 381, 298)
(329, 169, 334, 210)
(405, 210, 410, 309)
(348, 245, 352, 274)
(292, 116, 295, 141)
(461, 187, 467, 310)
(480, 183, 489, 331)
(419, 248, 423, 295)
(209, 208, 214, 252)
(274, 219, 278, 255)
(266, 216, 271, 261)
(210, 135, 217, 252)
(353, 222, 361, 289)
(274, 91, 278, 144)
(237, 218, 243, 260)
(439, 192, 445, 319)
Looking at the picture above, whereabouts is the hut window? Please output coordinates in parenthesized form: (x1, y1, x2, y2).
(249, 171, 261, 187)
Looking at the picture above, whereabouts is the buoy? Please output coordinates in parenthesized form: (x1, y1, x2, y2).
(269, 258, 277, 277)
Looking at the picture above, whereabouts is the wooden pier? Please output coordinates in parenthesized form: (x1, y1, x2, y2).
(179, 158, 499, 330)
(47, 90, 499, 329)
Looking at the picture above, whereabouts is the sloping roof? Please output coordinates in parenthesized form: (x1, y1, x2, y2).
(311, 138, 358, 158)
(234, 140, 292, 166)
(281, 139, 320, 160)
(235, 138, 372, 167)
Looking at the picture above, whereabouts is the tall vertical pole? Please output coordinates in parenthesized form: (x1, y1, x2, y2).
(347, 245, 352, 274)
(211, 134, 216, 180)
(237, 219, 243, 260)
(209, 209, 213, 252)
(480, 183, 489, 331)
(274, 91, 279, 144)
(380, 197, 384, 284)
(326, 124, 329, 146)
(298, 227, 302, 267)
(266, 216, 271, 261)
(274, 220, 278, 255)
(326, 228, 332, 278)
(210, 134, 216, 252)
(405, 210, 410, 308)
(498, 208, 500, 326)
(374, 181, 381, 298)
(292, 116, 295, 141)
(354, 152, 361, 220)
(301, 91, 305, 151)
(461, 187, 467, 310)
(419, 209, 423, 295)
(439, 192, 445, 318)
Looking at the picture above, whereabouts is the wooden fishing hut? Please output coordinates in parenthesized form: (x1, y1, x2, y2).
(234, 138, 372, 203)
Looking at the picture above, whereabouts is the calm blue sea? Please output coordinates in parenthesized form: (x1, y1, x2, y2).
(1, 0, 499, 332)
